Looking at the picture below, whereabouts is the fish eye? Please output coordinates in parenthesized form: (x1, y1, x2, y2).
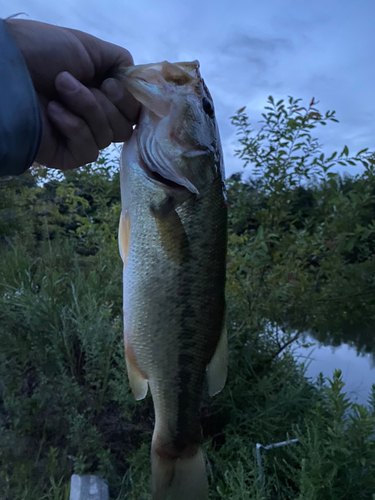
(202, 97, 214, 118)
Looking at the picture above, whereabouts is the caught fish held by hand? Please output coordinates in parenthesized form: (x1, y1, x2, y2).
(118, 60, 227, 500)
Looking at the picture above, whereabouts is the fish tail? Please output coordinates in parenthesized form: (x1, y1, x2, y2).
(151, 442, 208, 500)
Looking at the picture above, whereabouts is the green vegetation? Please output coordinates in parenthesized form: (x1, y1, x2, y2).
(1, 97, 375, 499)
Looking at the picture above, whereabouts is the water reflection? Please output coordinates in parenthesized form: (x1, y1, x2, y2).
(295, 336, 375, 406)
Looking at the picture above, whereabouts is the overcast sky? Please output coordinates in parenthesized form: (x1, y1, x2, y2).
(3, 0, 375, 177)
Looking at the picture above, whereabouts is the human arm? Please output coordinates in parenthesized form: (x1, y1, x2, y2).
(0, 19, 41, 176)
(0, 18, 140, 176)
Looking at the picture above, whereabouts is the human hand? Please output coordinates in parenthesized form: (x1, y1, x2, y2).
(7, 19, 140, 170)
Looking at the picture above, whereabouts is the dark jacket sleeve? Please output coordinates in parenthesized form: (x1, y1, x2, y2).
(0, 19, 42, 176)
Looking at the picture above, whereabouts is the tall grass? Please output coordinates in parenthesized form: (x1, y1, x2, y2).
(1, 159, 375, 499)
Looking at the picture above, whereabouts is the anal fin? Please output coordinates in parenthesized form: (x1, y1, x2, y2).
(124, 340, 148, 400)
(206, 323, 228, 396)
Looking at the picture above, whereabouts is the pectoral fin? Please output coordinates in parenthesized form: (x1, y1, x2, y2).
(206, 324, 228, 396)
(124, 340, 148, 400)
(151, 197, 190, 266)
(118, 211, 131, 267)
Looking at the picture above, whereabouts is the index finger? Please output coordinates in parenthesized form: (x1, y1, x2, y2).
(67, 27, 134, 73)
(64, 28, 141, 123)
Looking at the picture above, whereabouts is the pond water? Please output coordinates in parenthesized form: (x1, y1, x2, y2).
(295, 337, 375, 406)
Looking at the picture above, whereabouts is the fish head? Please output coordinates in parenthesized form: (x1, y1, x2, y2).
(120, 61, 223, 196)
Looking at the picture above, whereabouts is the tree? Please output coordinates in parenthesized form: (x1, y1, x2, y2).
(227, 96, 375, 356)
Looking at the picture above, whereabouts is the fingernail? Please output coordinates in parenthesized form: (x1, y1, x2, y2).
(102, 78, 123, 101)
(59, 72, 80, 92)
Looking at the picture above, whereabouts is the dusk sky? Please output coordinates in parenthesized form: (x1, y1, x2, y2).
(3, 0, 375, 177)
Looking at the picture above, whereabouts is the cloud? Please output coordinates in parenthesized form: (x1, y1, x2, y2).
(224, 33, 293, 55)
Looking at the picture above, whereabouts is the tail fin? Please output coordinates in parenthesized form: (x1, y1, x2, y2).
(151, 445, 208, 500)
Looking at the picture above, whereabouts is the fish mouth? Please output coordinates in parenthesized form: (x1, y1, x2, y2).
(139, 149, 211, 195)
(139, 156, 190, 192)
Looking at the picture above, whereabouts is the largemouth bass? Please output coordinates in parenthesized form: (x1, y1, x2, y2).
(119, 60, 227, 500)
